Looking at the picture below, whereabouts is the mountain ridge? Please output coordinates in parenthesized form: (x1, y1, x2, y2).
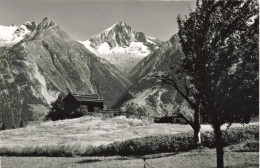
(0, 17, 131, 129)
(80, 21, 163, 74)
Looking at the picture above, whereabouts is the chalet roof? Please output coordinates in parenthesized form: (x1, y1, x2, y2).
(71, 93, 104, 102)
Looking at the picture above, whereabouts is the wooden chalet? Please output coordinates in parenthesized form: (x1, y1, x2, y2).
(63, 92, 105, 114)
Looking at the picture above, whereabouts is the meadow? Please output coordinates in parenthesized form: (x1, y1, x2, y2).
(0, 116, 191, 148)
(0, 116, 258, 157)
(1, 143, 258, 168)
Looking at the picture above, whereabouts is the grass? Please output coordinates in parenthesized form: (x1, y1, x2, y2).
(0, 120, 258, 157)
(1, 144, 258, 168)
(226, 141, 259, 152)
(0, 116, 194, 148)
(1, 116, 256, 149)
(0, 116, 258, 167)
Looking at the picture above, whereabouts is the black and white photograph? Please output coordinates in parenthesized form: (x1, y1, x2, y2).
(0, 0, 259, 167)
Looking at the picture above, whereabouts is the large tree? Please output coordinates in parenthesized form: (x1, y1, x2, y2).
(176, 0, 258, 167)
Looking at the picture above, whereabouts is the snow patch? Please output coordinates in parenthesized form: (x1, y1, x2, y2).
(147, 36, 157, 40)
(0, 25, 18, 40)
(0, 24, 31, 47)
(80, 40, 151, 72)
(147, 39, 156, 45)
(78, 40, 98, 55)
(98, 42, 111, 53)
(93, 41, 150, 59)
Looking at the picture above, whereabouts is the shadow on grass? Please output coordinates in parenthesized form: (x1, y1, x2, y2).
(78, 152, 180, 164)
(78, 159, 102, 164)
(78, 156, 132, 164)
(138, 152, 180, 160)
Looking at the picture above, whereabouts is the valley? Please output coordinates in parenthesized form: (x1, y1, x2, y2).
(0, 1, 259, 168)
(0, 17, 192, 130)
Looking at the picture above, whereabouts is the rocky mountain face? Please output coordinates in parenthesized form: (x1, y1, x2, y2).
(113, 35, 193, 119)
(0, 18, 131, 129)
(80, 21, 162, 74)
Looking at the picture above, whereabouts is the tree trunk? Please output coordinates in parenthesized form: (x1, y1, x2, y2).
(177, 106, 201, 146)
(194, 127, 201, 145)
(214, 124, 224, 168)
(193, 108, 201, 146)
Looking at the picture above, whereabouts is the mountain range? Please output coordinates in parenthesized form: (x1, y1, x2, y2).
(0, 17, 192, 129)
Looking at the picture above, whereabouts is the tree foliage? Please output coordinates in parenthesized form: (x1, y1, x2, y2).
(177, 0, 258, 126)
(45, 93, 66, 121)
(177, 0, 258, 167)
(45, 93, 87, 121)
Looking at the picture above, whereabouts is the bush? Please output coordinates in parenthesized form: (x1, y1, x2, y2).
(45, 93, 86, 121)
(45, 93, 66, 121)
(86, 125, 259, 156)
(240, 141, 259, 152)
(202, 125, 259, 148)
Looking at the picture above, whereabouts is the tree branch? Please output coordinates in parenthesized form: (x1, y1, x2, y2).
(177, 113, 194, 129)
(153, 74, 196, 109)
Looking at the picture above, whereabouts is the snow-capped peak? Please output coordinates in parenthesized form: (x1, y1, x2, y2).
(103, 20, 130, 34)
(116, 20, 126, 25)
(0, 25, 18, 41)
(0, 17, 60, 48)
(0, 21, 37, 47)
(80, 21, 162, 73)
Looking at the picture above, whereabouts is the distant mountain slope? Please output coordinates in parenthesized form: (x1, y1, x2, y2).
(0, 18, 131, 129)
(80, 21, 162, 74)
(127, 35, 179, 83)
(113, 35, 193, 118)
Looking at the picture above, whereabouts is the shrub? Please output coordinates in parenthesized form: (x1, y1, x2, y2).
(202, 125, 259, 148)
(45, 93, 66, 121)
(86, 125, 258, 156)
(240, 141, 259, 152)
(45, 93, 87, 121)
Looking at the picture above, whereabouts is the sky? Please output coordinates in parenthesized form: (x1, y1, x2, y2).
(0, 0, 196, 41)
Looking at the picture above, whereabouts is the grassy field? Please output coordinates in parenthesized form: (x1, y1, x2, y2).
(0, 116, 258, 167)
(0, 116, 258, 157)
(0, 116, 191, 148)
(0, 116, 257, 149)
(1, 143, 258, 168)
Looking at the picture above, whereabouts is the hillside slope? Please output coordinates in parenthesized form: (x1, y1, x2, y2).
(113, 35, 193, 118)
(0, 18, 131, 129)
